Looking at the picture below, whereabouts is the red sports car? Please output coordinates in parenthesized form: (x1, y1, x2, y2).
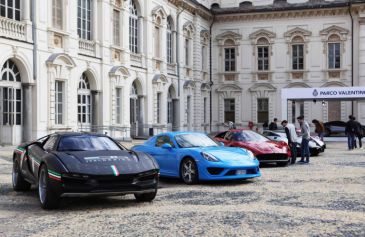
(214, 130, 290, 167)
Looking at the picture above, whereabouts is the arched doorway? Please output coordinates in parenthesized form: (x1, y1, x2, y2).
(78, 73, 92, 130)
(130, 81, 143, 138)
(0, 60, 22, 144)
(167, 85, 178, 131)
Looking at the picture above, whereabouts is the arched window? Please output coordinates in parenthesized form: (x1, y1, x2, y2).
(129, 0, 138, 53)
(1, 60, 21, 82)
(0, 60, 22, 126)
(77, 0, 92, 40)
(78, 73, 92, 125)
(167, 17, 173, 63)
(0, 0, 20, 21)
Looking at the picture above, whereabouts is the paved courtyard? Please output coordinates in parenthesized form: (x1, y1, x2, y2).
(0, 142, 364, 237)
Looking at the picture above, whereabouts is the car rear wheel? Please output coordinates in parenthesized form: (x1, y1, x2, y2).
(12, 160, 31, 191)
(134, 189, 157, 202)
(180, 158, 199, 184)
(38, 165, 60, 209)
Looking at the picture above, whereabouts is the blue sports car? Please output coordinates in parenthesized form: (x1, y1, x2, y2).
(132, 132, 261, 184)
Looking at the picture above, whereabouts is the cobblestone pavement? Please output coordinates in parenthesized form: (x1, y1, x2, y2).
(0, 142, 364, 237)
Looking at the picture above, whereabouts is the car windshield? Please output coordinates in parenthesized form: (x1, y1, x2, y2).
(175, 134, 219, 148)
(58, 135, 122, 151)
(233, 131, 269, 142)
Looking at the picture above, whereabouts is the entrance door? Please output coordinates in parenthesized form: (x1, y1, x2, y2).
(224, 98, 235, 123)
(130, 96, 140, 138)
(78, 74, 92, 131)
(291, 101, 304, 124)
(0, 87, 22, 144)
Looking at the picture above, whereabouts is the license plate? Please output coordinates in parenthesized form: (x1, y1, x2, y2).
(236, 170, 247, 175)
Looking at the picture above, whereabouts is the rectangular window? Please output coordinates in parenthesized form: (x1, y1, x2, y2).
(292, 44, 304, 70)
(185, 39, 189, 66)
(187, 96, 191, 124)
(157, 93, 161, 123)
(116, 88, 121, 124)
(52, 0, 63, 29)
(113, 9, 120, 46)
(77, 0, 92, 40)
(202, 46, 206, 70)
(55, 81, 64, 125)
(154, 26, 160, 58)
(328, 43, 341, 69)
(0, 0, 20, 21)
(167, 100, 172, 124)
(257, 98, 268, 123)
(257, 46, 269, 71)
(167, 30, 172, 63)
(224, 48, 236, 72)
(224, 99, 235, 123)
(203, 97, 207, 123)
(129, 13, 138, 53)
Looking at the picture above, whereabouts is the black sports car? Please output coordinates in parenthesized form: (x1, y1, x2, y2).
(12, 133, 159, 209)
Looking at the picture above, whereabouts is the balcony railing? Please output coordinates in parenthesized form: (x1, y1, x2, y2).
(0, 17, 26, 41)
(79, 39, 96, 56)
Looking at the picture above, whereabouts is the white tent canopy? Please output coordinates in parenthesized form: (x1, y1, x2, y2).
(281, 86, 365, 119)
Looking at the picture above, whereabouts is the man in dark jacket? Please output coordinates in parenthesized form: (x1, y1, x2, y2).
(269, 118, 278, 130)
(345, 115, 357, 150)
(352, 117, 363, 149)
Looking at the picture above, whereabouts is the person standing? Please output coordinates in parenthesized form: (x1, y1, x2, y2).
(312, 119, 325, 141)
(353, 117, 363, 149)
(345, 115, 356, 150)
(269, 118, 278, 130)
(281, 120, 298, 164)
(297, 115, 310, 163)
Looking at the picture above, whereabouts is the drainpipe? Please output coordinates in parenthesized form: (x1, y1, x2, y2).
(349, 1, 354, 115)
(176, 8, 185, 97)
(209, 15, 215, 132)
(32, 0, 37, 81)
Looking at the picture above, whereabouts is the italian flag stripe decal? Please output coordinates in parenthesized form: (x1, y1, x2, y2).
(111, 165, 120, 176)
(48, 170, 61, 181)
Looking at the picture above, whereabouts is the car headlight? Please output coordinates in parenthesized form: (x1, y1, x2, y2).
(201, 152, 220, 162)
(242, 149, 256, 161)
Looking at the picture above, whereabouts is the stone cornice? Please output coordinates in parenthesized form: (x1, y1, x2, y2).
(214, 7, 351, 22)
(168, 0, 213, 21)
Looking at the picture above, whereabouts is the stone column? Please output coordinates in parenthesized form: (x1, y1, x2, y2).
(22, 83, 34, 142)
(23, 0, 31, 21)
(91, 90, 101, 132)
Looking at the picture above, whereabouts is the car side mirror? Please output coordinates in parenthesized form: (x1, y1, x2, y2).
(161, 143, 172, 149)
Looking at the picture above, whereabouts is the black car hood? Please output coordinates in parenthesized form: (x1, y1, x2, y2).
(53, 150, 158, 175)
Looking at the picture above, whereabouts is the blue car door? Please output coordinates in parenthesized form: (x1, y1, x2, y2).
(153, 135, 179, 177)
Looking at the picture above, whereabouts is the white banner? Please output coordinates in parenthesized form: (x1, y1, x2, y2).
(281, 87, 365, 100)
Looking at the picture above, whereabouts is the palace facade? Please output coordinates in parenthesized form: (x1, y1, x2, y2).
(0, 0, 365, 144)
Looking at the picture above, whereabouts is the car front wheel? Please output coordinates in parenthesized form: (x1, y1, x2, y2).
(12, 160, 31, 191)
(180, 158, 199, 184)
(38, 165, 60, 209)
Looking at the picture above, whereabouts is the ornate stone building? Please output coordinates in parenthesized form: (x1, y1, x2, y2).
(210, 0, 365, 131)
(0, 0, 212, 144)
(0, 0, 365, 144)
